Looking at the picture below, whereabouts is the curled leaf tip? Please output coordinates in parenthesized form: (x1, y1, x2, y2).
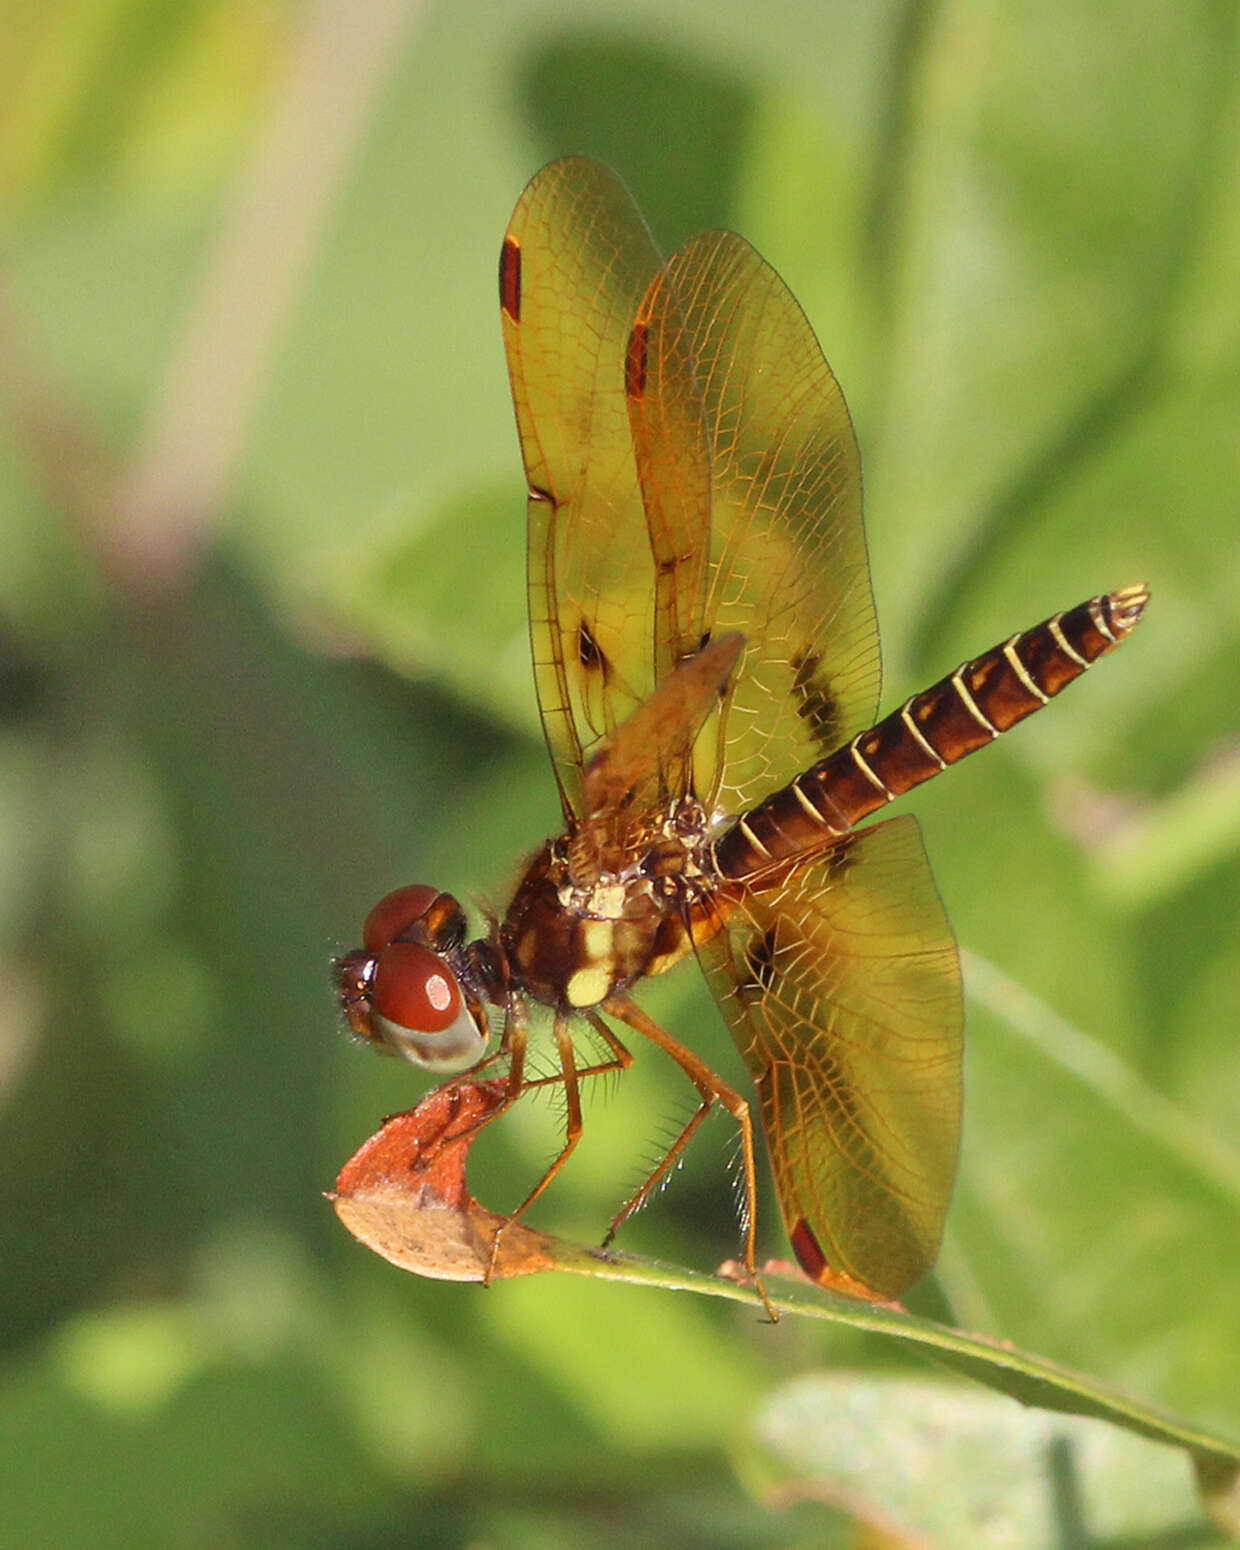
(332, 1080, 557, 1281)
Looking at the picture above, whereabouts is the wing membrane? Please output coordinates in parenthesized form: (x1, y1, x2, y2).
(699, 815, 962, 1297)
(634, 231, 879, 817)
(505, 165, 876, 831)
(503, 157, 706, 818)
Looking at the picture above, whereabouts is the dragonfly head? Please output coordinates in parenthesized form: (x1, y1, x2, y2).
(334, 885, 488, 1072)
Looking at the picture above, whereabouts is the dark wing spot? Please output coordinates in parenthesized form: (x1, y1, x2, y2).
(740, 926, 779, 997)
(790, 1218, 828, 1282)
(817, 832, 856, 884)
(790, 649, 842, 751)
(625, 320, 648, 399)
(499, 236, 521, 321)
(577, 621, 608, 675)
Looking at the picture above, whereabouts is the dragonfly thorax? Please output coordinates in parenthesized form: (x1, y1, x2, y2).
(499, 818, 711, 1011)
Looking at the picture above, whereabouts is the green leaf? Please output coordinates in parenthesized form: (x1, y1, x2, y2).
(757, 1375, 1233, 1546)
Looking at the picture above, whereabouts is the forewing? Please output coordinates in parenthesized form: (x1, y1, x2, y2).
(699, 815, 962, 1298)
(638, 231, 880, 818)
(501, 156, 693, 819)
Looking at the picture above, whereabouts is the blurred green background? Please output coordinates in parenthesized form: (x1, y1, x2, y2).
(2, 1, 1238, 1544)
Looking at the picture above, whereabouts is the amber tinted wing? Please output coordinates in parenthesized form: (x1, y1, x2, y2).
(632, 231, 879, 818)
(501, 157, 710, 820)
(699, 815, 962, 1297)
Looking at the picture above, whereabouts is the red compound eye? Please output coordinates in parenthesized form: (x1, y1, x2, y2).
(372, 941, 462, 1033)
(362, 885, 441, 952)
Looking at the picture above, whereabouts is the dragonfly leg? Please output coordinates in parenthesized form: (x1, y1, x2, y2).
(603, 1092, 712, 1238)
(441, 1005, 631, 1190)
(484, 1008, 588, 1283)
(453, 1001, 631, 1092)
(516, 1009, 634, 1091)
(602, 994, 775, 1322)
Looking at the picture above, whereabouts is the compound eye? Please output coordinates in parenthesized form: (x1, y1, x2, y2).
(373, 941, 460, 1031)
(362, 885, 441, 951)
(369, 941, 487, 1073)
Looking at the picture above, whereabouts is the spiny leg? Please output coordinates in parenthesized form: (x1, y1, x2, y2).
(604, 1092, 713, 1244)
(457, 993, 529, 1097)
(485, 1008, 587, 1282)
(602, 994, 775, 1321)
(448, 1002, 630, 1150)
(438, 988, 531, 1143)
(517, 1009, 634, 1092)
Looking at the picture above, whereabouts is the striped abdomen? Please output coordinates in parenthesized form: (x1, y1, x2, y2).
(715, 585, 1148, 879)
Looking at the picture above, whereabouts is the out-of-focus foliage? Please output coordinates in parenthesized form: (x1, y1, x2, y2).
(1, 1, 1237, 1544)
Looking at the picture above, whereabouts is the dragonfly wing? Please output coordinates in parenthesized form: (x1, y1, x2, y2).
(636, 231, 880, 819)
(699, 814, 962, 1298)
(501, 156, 708, 820)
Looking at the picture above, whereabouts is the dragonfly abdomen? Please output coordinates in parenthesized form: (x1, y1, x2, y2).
(716, 585, 1147, 878)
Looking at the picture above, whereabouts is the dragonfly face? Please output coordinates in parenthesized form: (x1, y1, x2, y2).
(335, 157, 1147, 1304)
(335, 884, 489, 1072)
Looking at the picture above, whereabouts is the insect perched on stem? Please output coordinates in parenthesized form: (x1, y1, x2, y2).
(335, 157, 1147, 1308)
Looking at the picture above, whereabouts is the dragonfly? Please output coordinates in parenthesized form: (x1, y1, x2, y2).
(335, 156, 1147, 1305)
